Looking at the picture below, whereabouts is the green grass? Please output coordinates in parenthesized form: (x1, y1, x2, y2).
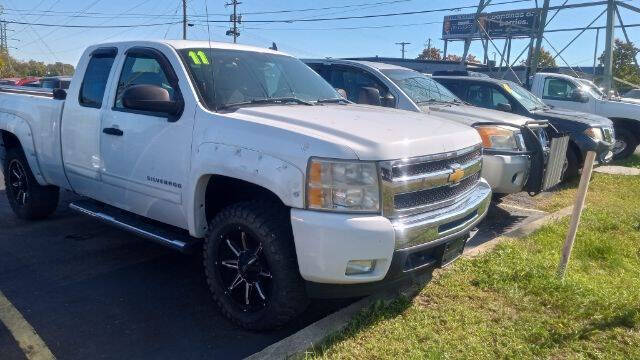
(615, 153, 640, 169)
(306, 173, 640, 360)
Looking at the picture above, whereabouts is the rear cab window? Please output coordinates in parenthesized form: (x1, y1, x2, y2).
(79, 48, 117, 108)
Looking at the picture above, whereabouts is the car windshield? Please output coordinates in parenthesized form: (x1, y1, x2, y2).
(381, 69, 460, 105)
(179, 48, 340, 110)
(502, 81, 547, 111)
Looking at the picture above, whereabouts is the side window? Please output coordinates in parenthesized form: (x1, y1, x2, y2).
(331, 67, 390, 105)
(114, 54, 176, 109)
(466, 84, 494, 109)
(79, 53, 116, 108)
(542, 78, 576, 100)
(491, 88, 512, 109)
(439, 81, 464, 98)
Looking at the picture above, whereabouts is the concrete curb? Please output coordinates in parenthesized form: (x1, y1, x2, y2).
(246, 205, 574, 360)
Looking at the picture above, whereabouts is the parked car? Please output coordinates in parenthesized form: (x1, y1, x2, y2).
(529, 72, 638, 159)
(0, 77, 41, 87)
(623, 89, 640, 99)
(433, 73, 615, 179)
(0, 40, 492, 330)
(40, 76, 72, 89)
(304, 59, 567, 195)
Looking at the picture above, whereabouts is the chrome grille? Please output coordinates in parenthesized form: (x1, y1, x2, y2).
(394, 172, 481, 210)
(380, 144, 483, 219)
(602, 127, 614, 143)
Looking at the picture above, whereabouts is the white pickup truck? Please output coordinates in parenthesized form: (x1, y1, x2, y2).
(0, 40, 491, 330)
(530, 72, 640, 159)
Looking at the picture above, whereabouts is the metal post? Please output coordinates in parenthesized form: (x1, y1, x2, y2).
(593, 28, 600, 78)
(506, 37, 512, 66)
(182, 0, 187, 40)
(443, 40, 448, 58)
(483, 38, 489, 65)
(462, 0, 490, 64)
(602, 0, 616, 90)
(531, 0, 550, 77)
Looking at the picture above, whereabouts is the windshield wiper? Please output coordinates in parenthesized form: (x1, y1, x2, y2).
(417, 98, 454, 105)
(218, 97, 314, 110)
(316, 98, 349, 104)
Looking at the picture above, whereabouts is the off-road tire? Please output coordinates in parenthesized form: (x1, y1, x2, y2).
(612, 127, 638, 160)
(3, 147, 59, 220)
(203, 201, 309, 330)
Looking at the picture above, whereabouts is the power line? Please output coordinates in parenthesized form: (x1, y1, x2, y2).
(3, 19, 182, 28)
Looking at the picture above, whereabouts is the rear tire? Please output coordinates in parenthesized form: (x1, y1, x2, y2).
(3, 147, 59, 220)
(203, 201, 309, 330)
(612, 127, 638, 160)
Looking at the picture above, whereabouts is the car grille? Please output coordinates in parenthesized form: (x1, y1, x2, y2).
(394, 172, 481, 210)
(602, 127, 614, 143)
(380, 144, 483, 219)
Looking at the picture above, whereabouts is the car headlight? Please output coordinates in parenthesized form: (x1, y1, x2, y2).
(474, 125, 526, 151)
(307, 158, 380, 212)
(584, 127, 604, 141)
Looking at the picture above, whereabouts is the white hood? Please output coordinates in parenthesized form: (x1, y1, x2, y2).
(228, 104, 481, 161)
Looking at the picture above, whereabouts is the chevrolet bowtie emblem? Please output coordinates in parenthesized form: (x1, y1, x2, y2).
(448, 164, 465, 183)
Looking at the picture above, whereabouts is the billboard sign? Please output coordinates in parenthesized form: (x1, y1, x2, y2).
(442, 9, 540, 39)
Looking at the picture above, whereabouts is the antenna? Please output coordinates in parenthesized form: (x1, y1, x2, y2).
(395, 42, 411, 59)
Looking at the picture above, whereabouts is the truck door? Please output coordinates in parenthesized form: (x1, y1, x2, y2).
(540, 76, 590, 112)
(61, 47, 118, 198)
(99, 46, 194, 229)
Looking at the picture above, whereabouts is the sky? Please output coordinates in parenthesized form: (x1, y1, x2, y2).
(3, 0, 640, 68)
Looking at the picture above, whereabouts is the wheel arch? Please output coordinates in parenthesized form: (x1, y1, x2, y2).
(609, 118, 640, 139)
(0, 113, 46, 185)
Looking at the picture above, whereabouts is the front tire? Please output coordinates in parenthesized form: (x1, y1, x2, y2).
(612, 127, 638, 160)
(3, 147, 59, 220)
(203, 201, 309, 330)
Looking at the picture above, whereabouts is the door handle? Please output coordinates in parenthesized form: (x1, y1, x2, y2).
(103, 127, 124, 136)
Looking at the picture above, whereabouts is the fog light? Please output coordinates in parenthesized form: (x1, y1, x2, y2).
(345, 260, 376, 275)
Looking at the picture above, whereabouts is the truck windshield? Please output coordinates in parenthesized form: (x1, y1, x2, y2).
(578, 79, 604, 97)
(502, 81, 547, 111)
(381, 69, 460, 105)
(179, 48, 340, 110)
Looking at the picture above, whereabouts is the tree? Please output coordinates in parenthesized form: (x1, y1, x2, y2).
(444, 54, 462, 62)
(521, 47, 557, 68)
(599, 38, 640, 92)
(0, 54, 75, 78)
(417, 47, 441, 60)
(466, 54, 481, 64)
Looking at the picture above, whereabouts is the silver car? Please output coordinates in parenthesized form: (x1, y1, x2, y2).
(304, 59, 568, 195)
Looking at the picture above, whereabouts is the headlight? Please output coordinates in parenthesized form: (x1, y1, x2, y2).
(474, 125, 526, 151)
(306, 158, 380, 212)
(584, 127, 604, 141)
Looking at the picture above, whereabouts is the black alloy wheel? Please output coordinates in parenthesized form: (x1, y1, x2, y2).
(216, 226, 272, 312)
(8, 159, 30, 206)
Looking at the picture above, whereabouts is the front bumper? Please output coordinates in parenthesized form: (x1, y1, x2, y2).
(291, 179, 492, 296)
(480, 154, 530, 194)
(573, 134, 615, 164)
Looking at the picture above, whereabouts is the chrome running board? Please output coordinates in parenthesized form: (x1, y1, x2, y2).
(69, 199, 198, 253)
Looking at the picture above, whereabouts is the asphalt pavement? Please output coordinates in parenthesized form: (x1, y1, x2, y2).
(0, 170, 547, 360)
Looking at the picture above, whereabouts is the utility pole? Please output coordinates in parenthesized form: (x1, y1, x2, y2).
(602, 0, 616, 90)
(226, 0, 242, 43)
(0, 21, 6, 54)
(395, 42, 410, 59)
(182, 0, 187, 40)
(530, 0, 550, 79)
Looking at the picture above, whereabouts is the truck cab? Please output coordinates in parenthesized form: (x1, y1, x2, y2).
(0, 40, 491, 330)
(530, 72, 639, 159)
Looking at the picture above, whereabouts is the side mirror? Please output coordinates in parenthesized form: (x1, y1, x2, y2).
(336, 88, 347, 99)
(495, 103, 512, 112)
(52, 88, 66, 100)
(382, 93, 396, 108)
(570, 89, 589, 103)
(122, 84, 183, 117)
(357, 87, 381, 106)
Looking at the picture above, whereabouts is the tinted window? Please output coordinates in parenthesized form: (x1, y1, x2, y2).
(542, 78, 576, 100)
(79, 55, 116, 108)
(466, 84, 513, 111)
(328, 67, 390, 104)
(115, 55, 175, 109)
